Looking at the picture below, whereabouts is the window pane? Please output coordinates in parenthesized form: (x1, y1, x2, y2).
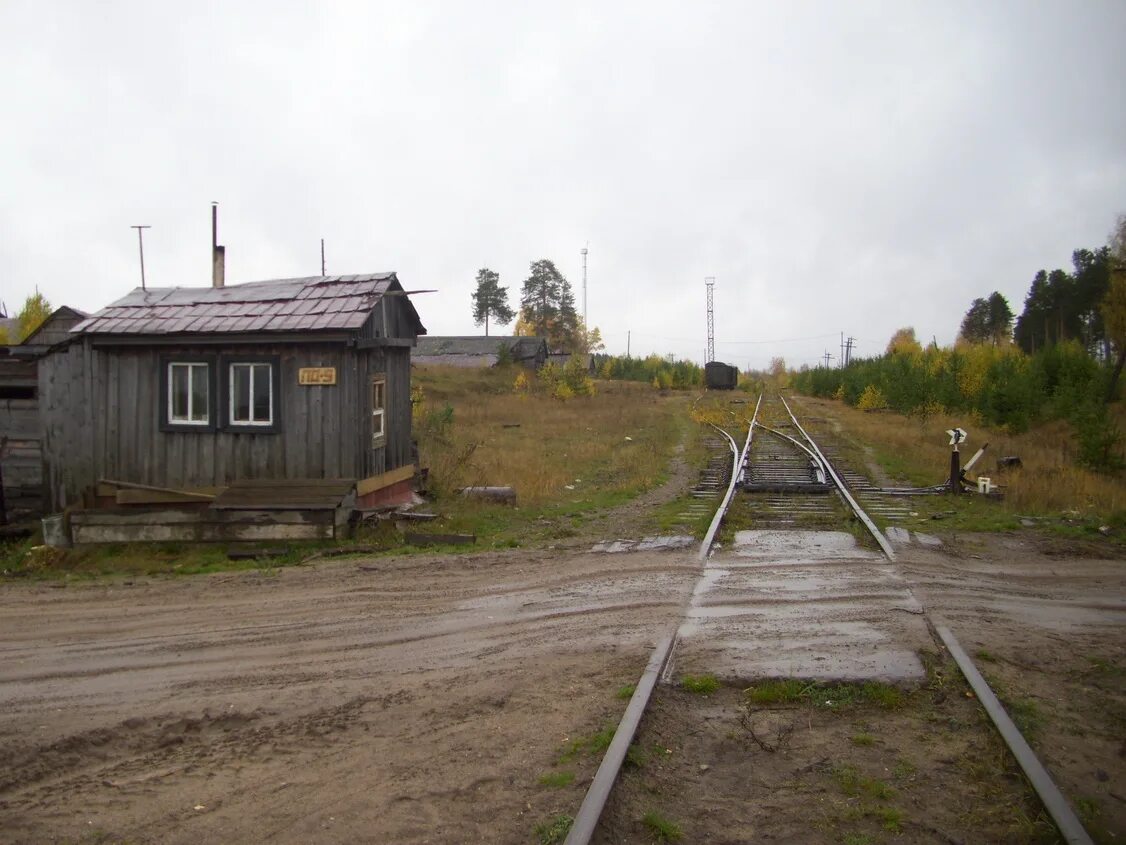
(171, 365, 189, 420)
(252, 364, 271, 421)
(233, 365, 250, 422)
(190, 365, 208, 422)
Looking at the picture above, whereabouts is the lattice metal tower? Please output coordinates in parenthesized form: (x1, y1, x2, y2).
(581, 244, 589, 329)
(705, 276, 716, 363)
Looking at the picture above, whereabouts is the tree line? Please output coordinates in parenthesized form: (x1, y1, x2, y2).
(470, 259, 601, 353)
(792, 214, 1126, 471)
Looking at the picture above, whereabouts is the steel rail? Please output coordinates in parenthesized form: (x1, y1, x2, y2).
(936, 626, 1093, 845)
(699, 393, 761, 561)
(753, 422, 828, 483)
(778, 393, 896, 561)
(563, 393, 761, 845)
(562, 634, 674, 845)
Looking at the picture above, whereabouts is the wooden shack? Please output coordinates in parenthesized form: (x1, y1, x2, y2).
(1, 306, 88, 522)
(40, 273, 426, 539)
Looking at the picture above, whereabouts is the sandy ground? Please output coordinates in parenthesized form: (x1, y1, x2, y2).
(0, 549, 700, 844)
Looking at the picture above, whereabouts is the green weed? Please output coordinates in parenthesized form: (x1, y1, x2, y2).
(641, 811, 682, 842)
(850, 732, 875, 747)
(832, 766, 895, 800)
(537, 770, 575, 788)
(744, 680, 903, 710)
(616, 684, 636, 700)
(680, 674, 720, 695)
(557, 726, 616, 763)
(534, 814, 573, 844)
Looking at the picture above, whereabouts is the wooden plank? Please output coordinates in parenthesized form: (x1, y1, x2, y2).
(356, 464, 415, 497)
(72, 508, 333, 526)
(116, 489, 227, 505)
(73, 522, 329, 543)
(100, 478, 218, 499)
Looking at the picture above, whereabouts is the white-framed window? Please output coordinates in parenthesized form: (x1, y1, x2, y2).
(371, 376, 386, 446)
(229, 362, 274, 426)
(168, 362, 210, 425)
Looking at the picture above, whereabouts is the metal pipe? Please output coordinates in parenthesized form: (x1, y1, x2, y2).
(935, 626, 1093, 845)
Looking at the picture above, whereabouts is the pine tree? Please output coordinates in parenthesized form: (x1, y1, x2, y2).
(519, 259, 579, 350)
(470, 268, 514, 336)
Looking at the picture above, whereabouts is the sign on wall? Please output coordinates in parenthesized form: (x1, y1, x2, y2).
(298, 367, 337, 385)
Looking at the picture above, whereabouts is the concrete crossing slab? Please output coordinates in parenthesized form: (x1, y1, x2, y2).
(670, 530, 932, 684)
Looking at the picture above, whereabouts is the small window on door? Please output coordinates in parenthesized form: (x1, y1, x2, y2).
(371, 376, 386, 447)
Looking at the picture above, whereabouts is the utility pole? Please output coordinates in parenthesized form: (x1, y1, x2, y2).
(705, 276, 715, 363)
(627, 330, 631, 358)
(841, 332, 845, 369)
(846, 336, 854, 366)
(131, 225, 151, 290)
(580, 244, 588, 330)
(822, 350, 833, 368)
(321, 238, 326, 276)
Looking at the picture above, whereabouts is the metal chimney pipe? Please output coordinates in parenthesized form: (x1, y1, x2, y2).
(212, 202, 225, 288)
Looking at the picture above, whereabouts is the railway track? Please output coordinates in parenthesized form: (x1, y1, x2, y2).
(564, 392, 1093, 845)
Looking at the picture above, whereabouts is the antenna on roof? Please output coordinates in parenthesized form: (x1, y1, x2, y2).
(211, 203, 225, 288)
(321, 238, 326, 276)
(131, 225, 151, 290)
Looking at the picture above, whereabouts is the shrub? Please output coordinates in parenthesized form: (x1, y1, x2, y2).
(1072, 401, 1125, 472)
(856, 385, 888, 410)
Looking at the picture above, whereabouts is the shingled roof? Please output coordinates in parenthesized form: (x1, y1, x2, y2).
(73, 273, 422, 336)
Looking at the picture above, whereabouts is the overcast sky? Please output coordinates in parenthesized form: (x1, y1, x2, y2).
(2, 1, 1123, 368)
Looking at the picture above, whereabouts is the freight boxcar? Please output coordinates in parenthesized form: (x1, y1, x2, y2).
(704, 361, 739, 390)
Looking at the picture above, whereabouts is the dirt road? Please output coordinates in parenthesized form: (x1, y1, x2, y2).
(0, 549, 698, 844)
(2, 531, 1122, 843)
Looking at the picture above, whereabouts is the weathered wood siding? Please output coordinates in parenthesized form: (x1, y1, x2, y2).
(0, 398, 43, 518)
(40, 339, 417, 510)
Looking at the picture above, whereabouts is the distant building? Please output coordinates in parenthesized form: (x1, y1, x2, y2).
(545, 352, 594, 373)
(412, 336, 548, 369)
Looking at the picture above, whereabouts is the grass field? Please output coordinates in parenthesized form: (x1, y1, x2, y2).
(411, 364, 697, 544)
(791, 392, 1126, 537)
(4, 369, 1123, 579)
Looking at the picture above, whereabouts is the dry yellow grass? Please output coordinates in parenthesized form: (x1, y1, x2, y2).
(414, 365, 692, 506)
(793, 394, 1125, 521)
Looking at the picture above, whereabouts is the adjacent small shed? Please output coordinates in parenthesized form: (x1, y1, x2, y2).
(412, 336, 548, 369)
(41, 273, 426, 522)
(1, 306, 89, 521)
